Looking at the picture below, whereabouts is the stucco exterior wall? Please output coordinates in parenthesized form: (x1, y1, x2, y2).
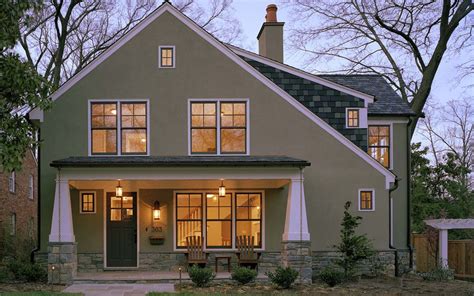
(39, 11, 399, 254)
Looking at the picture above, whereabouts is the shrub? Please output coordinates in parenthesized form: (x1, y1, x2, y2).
(319, 266, 345, 287)
(6, 260, 47, 282)
(334, 201, 375, 279)
(231, 266, 257, 284)
(266, 266, 299, 289)
(418, 267, 454, 281)
(188, 265, 215, 287)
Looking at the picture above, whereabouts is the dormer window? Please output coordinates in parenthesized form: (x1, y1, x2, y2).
(159, 46, 175, 68)
(346, 109, 360, 128)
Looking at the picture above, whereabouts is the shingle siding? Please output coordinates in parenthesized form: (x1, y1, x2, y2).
(243, 57, 368, 151)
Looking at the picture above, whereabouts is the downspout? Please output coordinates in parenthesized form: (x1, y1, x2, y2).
(407, 118, 414, 269)
(389, 177, 399, 276)
(30, 127, 41, 263)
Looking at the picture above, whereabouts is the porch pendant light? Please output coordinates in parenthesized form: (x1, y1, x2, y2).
(115, 180, 123, 197)
(218, 180, 226, 197)
(153, 201, 161, 220)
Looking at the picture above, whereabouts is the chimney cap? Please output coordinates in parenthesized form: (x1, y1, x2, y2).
(265, 4, 278, 22)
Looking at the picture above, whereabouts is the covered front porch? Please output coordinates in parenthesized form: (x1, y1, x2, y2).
(47, 156, 312, 284)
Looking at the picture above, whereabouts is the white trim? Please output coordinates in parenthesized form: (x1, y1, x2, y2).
(228, 44, 375, 106)
(79, 191, 97, 214)
(390, 196, 393, 246)
(88, 99, 150, 157)
(103, 190, 140, 269)
(358, 188, 375, 212)
(32, 3, 394, 188)
(29, 174, 34, 200)
(158, 45, 176, 68)
(345, 108, 368, 129)
(172, 190, 265, 252)
(188, 98, 250, 156)
(9, 171, 15, 194)
(368, 120, 394, 170)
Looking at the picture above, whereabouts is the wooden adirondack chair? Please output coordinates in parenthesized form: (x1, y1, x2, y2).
(236, 235, 260, 270)
(186, 236, 207, 266)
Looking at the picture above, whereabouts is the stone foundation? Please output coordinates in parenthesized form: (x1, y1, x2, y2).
(281, 241, 312, 283)
(47, 242, 77, 284)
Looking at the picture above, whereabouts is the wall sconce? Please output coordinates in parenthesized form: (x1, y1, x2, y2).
(153, 201, 161, 221)
(219, 180, 226, 197)
(116, 180, 123, 197)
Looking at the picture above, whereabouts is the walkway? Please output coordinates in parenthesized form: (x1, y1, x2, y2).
(63, 283, 175, 296)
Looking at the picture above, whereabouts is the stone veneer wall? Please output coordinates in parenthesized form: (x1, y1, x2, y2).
(47, 242, 77, 284)
(281, 241, 312, 283)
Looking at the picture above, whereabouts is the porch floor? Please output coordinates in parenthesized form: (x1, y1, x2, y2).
(74, 270, 268, 284)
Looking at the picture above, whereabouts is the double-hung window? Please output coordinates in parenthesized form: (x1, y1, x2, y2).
(190, 100, 247, 155)
(206, 193, 232, 248)
(9, 172, 15, 193)
(368, 125, 390, 168)
(176, 193, 203, 248)
(346, 109, 360, 128)
(90, 101, 148, 155)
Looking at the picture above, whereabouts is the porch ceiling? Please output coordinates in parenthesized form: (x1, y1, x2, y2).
(50, 156, 310, 168)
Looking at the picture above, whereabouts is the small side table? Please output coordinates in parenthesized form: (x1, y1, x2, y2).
(215, 255, 232, 272)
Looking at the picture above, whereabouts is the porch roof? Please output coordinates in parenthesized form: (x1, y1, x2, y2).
(50, 156, 311, 168)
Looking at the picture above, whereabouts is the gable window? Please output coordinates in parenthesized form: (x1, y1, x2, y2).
(346, 109, 360, 128)
(159, 46, 175, 68)
(368, 125, 390, 168)
(29, 175, 34, 200)
(206, 193, 232, 248)
(9, 171, 15, 193)
(359, 189, 375, 211)
(80, 192, 96, 214)
(90, 101, 148, 155)
(190, 100, 248, 155)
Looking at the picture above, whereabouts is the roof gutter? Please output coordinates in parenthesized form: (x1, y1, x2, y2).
(389, 177, 400, 276)
(30, 126, 41, 263)
(406, 117, 414, 269)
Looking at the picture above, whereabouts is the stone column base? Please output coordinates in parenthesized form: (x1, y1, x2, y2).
(48, 242, 77, 284)
(281, 240, 312, 283)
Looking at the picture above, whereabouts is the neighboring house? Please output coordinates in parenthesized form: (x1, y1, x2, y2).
(29, 2, 415, 283)
(0, 149, 38, 257)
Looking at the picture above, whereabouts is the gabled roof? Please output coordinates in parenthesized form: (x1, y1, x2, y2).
(29, 2, 395, 188)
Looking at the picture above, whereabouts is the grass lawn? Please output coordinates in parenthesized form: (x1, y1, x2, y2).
(0, 293, 81, 296)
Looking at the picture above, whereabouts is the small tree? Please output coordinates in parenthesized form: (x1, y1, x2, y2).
(334, 201, 375, 278)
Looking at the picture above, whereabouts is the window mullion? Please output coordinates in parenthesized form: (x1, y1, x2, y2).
(217, 100, 221, 155)
(117, 101, 122, 155)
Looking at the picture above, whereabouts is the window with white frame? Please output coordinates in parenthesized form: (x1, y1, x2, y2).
(359, 189, 375, 211)
(346, 109, 360, 128)
(175, 191, 262, 249)
(190, 100, 247, 155)
(90, 101, 148, 155)
(29, 175, 34, 200)
(9, 171, 15, 193)
(368, 125, 390, 168)
(159, 46, 175, 68)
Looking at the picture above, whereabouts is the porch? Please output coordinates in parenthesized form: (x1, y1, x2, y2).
(47, 156, 312, 284)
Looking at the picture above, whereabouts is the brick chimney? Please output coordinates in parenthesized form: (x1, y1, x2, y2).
(257, 4, 284, 63)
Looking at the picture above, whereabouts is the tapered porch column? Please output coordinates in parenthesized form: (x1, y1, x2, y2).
(48, 173, 76, 284)
(439, 229, 448, 268)
(282, 177, 310, 241)
(281, 176, 312, 283)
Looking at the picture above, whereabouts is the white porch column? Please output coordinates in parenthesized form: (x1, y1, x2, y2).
(49, 174, 75, 242)
(439, 229, 448, 268)
(282, 177, 310, 241)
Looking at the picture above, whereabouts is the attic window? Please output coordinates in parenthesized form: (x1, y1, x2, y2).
(159, 46, 175, 68)
(346, 109, 360, 128)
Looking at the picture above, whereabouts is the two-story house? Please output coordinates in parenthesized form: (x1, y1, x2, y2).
(29, 2, 415, 283)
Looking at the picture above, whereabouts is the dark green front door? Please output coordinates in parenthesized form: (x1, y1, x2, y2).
(106, 192, 137, 267)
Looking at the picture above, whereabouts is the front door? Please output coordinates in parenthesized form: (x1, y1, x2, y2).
(106, 192, 137, 267)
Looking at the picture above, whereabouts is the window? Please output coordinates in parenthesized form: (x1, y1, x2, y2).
(191, 102, 217, 153)
(10, 213, 16, 235)
(190, 100, 247, 155)
(9, 171, 15, 193)
(346, 109, 360, 128)
(176, 193, 203, 248)
(90, 101, 148, 155)
(80, 192, 96, 214)
(220, 102, 247, 153)
(29, 175, 34, 200)
(359, 190, 375, 211)
(368, 125, 390, 168)
(206, 193, 232, 248)
(235, 193, 262, 247)
(91, 102, 117, 154)
(121, 103, 147, 154)
(159, 46, 175, 68)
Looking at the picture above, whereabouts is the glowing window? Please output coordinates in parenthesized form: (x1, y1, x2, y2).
(368, 125, 390, 168)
